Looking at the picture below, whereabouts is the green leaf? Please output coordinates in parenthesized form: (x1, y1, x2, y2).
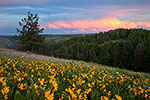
(14, 90, 25, 100)
(25, 90, 32, 100)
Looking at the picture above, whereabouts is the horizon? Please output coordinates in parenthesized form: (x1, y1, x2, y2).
(0, 27, 149, 36)
(0, 0, 150, 35)
(0, 32, 95, 36)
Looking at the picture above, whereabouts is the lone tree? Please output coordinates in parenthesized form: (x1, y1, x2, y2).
(13, 11, 46, 53)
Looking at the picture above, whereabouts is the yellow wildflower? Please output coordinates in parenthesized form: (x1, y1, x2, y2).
(100, 96, 109, 100)
(145, 94, 148, 98)
(4, 94, 8, 99)
(115, 95, 122, 100)
(34, 84, 38, 90)
(1, 86, 10, 95)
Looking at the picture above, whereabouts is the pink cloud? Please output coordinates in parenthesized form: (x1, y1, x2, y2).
(39, 25, 47, 29)
(48, 17, 143, 33)
(108, 9, 146, 16)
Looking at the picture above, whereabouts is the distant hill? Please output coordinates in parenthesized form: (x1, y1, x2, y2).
(43, 34, 83, 45)
(0, 36, 16, 49)
(0, 34, 82, 49)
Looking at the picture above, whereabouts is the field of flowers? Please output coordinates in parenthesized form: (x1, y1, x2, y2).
(0, 48, 150, 100)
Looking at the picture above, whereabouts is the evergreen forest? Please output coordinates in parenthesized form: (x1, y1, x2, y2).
(48, 28, 150, 73)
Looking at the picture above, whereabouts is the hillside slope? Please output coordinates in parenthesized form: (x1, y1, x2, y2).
(0, 37, 15, 48)
(44, 34, 83, 45)
(0, 48, 150, 100)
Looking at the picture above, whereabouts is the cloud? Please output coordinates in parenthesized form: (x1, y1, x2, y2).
(0, 0, 51, 6)
(1, 0, 150, 7)
(108, 10, 143, 16)
(47, 17, 140, 33)
(46, 0, 150, 7)
(0, 24, 17, 29)
(136, 21, 150, 28)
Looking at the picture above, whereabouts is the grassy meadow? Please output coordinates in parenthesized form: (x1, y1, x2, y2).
(0, 48, 150, 100)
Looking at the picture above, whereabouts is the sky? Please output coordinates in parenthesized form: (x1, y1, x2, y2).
(0, 0, 150, 35)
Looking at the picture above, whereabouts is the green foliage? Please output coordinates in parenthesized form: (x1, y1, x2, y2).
(49, 28, 150, 73)
(12, 11, 46, 53)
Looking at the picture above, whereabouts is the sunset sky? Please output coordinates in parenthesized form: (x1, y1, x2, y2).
(0, 0, 150, 35)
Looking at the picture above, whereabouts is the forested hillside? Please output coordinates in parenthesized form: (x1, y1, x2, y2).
(44, 34, 83, 45)
(49, 28, 150, 73)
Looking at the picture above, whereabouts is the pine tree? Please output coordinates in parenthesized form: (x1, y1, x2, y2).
(133, 43, 144, 71)
(13, 11, 45, 53)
